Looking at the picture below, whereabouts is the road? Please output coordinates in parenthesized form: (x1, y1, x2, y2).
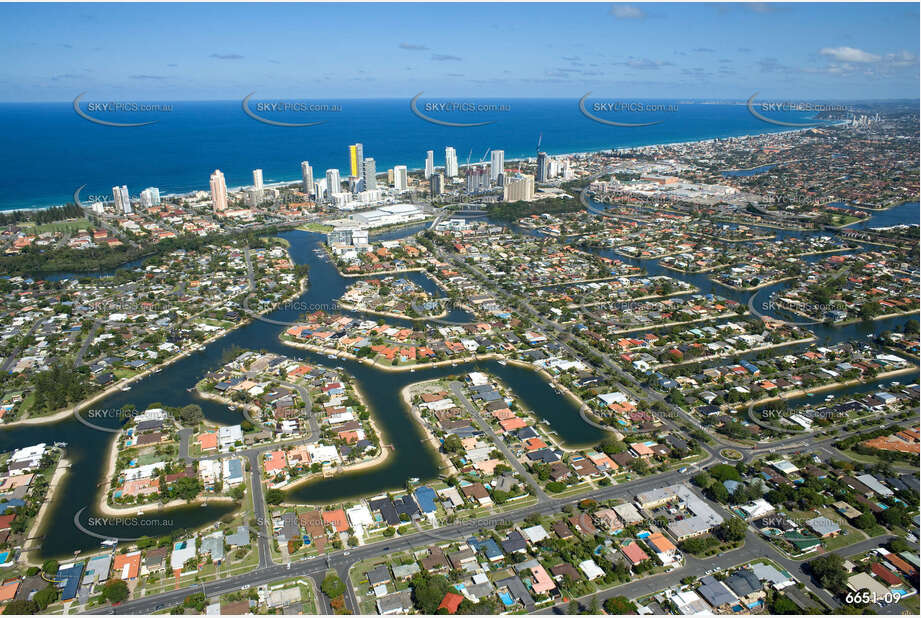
(73, 319, 102, 367)
(79, 207, 913, 614)
(86, 458, 902, 616)
(83, 461, 705, 614)
(448, 380, 550, 503)
(0, 317, 45, 372)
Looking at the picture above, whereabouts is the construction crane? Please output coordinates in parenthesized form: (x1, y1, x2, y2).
(536, 133, 542, 155)
(479, 147, 491, 164)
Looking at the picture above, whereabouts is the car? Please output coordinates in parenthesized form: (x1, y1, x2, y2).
(241, 584, 250, 590)
(344, 551, 351, 556)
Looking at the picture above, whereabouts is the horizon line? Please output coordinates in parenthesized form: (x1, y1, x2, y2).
(2, 96, 920, 105)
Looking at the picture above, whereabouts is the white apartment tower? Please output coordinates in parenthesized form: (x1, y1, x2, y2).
(445, 147, 458, 178)
(300, 161, 314, 197)
(424, 150, 434, 179)
(490, 150, 505, 184)
(210, 170, 227, 214)
(393, 165, 408, 191)
(139, 187, 160, 208)
(325, 169, 341, 198)
(112, 185, 131, 214)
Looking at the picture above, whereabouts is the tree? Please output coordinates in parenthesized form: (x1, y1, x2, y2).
(809, 553, 848, 594)
(321, 573, 346, 599)
(32, 586, 58, 611)
(102, 579, 130, 604)
(853, 511, 876, 530)
(717, 517, 747, 542)
(183, 593, 207, 612)
(692, 472, 713, 489)
(409, 572, 452, 614)
(768, 593, 801, 614)
(604, 596, 637, 614)
(443, 434, 463, 453)
(171, 476, 203, 501)
(3, 600, 38, 614)
(265, 489, 284, 505)
(708, 481, 730, 504)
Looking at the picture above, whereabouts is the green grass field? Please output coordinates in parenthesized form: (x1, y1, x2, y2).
(22, 218, 93, 234)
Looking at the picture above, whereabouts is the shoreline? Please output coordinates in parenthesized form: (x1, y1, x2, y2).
(0, 122, 812, 214)
(649, 336, 817, 370)
(94, 429, 238, 517)
(0, 261, 306, 430)
(337, 300, 448, 321)
(729, 365, 919, 413)
(280, 336, 503, 372)
(504, 358, 597, 452)
(6, 121, 881, 215)
(568, 287, 695, 310)
(711, 275, 798, 292)
(278, 380, 392, 498)
(400, 379, 454, 472)
(606, 310, 750, 335)
(20, 455, 70, 567)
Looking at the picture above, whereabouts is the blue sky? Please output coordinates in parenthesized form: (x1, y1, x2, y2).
(1, 2, 918, 101)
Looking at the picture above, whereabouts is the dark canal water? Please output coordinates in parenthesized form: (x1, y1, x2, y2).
(2, 203, 917, 559)
(2, 223, 605, 559)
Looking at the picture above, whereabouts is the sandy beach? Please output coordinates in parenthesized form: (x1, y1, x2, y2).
(400, 379, 454, 472)
(20, 455, 70, 566)
(93, 422, 236, 516)
(336, 300, 448, 321)
(608, 310, 750, 335)
(1, 249, 306, 430)
(277, 379, 392, 494)
(280, 336, 503, 372)
(649, 336, 817, 370)
(504, 358, 593, 452)
(727, 365, 920, 412)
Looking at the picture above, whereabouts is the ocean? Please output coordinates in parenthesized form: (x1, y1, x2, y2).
(0, 98, 824, 212)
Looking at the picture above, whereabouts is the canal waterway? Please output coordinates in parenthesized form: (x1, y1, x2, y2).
(2, 202, 917, 559)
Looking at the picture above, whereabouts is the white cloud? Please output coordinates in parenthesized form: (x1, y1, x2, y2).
(610, 4, 646, 19)
(819, 46, 881, 63)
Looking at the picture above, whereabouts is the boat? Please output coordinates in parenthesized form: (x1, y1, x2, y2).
(120, 386, 131, 392)
(53, 441, 68, 448)
(327, 354, 337, 360)
(497, 360, 507, 366)
(137, 510, 144, 516)
(100, 539, 118, 547)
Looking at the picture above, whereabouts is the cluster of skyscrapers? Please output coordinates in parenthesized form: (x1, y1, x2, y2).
(198, 141, 568, 215)
(109, 184, 160, 214)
